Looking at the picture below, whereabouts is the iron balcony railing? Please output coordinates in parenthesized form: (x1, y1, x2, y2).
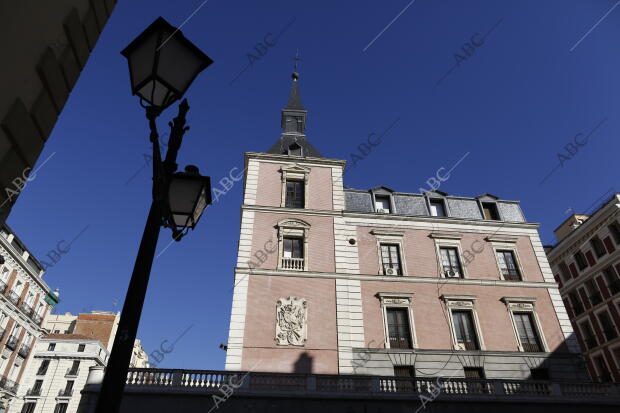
(66, 368, 79, 377)
(124, 368, 620, 401)
(522, 342, 542, 352)
(58, 388, 73, 397)
(18, 343, 30, 358)
(31, 312, 42, 325)
(0, 280, 7, 294)
(458, 340, 479, 351)
(0, 375, 18, 394)
(19, 302, 34, 318)
(501, 269, 521, 281)
(26, 387, 42, 396)
(7, 291, 19, 305)
(5, 335, 18, 350)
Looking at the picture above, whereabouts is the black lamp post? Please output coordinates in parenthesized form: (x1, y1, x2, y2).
(94, 17, 213, 413)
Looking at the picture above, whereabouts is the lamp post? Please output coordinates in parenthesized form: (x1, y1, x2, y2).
(94, 17, 213, 413)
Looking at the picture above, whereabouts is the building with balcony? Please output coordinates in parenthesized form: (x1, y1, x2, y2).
(0, 0, 118, 221)
(0, 224, 58, 412)
(546, 194, 620, 383)
(10, 310, 149, 413)
(219, 73, 585, 382)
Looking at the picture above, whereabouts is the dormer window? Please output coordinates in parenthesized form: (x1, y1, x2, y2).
(288, 143, 302, 157)
(375, 196, 391, 213)
(429, 199, 446, 217)
(482, 202, 499, 220)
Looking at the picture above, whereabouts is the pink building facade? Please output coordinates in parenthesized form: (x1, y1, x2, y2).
(225, 74, 586, 381)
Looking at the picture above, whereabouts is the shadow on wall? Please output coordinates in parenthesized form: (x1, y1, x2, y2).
(294, 352, 313, 374)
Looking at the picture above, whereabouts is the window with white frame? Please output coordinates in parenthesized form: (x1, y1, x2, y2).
(429, 199, 446, 217)
(502, 297, 547, 353)
(440, 247, 463, 278)
(0, 265, 10, 283)
(496, 250, 522, 281)
(378, 293, 415, 349)
(374, 195, 391, 213)
(277, 219, 310, 271)
(371, 230, 406, 276)
(380, 244, 402, 276)
(280, 164, 309, 209)
(442, 295, 483, 351)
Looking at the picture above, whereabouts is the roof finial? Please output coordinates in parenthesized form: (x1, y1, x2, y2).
(292, 49, 301, 80)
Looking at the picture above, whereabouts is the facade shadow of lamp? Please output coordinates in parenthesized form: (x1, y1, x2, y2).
(294, 352, 313, 374)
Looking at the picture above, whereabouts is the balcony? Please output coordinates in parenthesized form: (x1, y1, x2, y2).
(66, 368, 79, 377)
(7, 291, 19, 305)
(584, 335, 598, 350)
(0, 327, 5, 342)
(280, 257, 304, 271)
(589, 292, 603, 306)
(31, 312, 42, 325)
(18, 343, 30, 358)
(522, 342, 542, 352)
(0, 280, 6, 294)
(5, 335, 18, 350)
(0, 375, 18, 394)
(19, 301, 34, 318)
(26, 387, 42, 396)
(58, 388, 73, 397)
(603, 327, 618, 341)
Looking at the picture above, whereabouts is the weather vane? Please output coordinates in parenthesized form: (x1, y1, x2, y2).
(293, 49, 301, 72)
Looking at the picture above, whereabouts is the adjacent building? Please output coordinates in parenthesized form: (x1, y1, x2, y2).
(223, 73, 585, 382)
(0, 224, 58, 412)
(10, 310, 148, 413)
(546, 194, 620, 382)
(0, 0, 118, 221)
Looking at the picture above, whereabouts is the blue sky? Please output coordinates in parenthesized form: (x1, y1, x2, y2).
(7, 0, 620, 369)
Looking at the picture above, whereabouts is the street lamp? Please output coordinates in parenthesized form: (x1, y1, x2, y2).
(94, 17, 213, 413)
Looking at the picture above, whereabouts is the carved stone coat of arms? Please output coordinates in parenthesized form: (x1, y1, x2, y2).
(275, 297, 307, 346)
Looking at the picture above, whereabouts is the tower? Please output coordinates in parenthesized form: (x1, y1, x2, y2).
(225, 72, 585, 381)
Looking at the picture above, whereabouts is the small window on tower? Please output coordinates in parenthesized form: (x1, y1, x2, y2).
(288, 143, 302, 156)
(429, 199, 446, 217)
(375, 196, 391, 213)
(482, 203, 499, 220)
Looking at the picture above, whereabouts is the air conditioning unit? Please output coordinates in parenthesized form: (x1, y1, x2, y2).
(385, 267, 398, 276)
(444, 269, 459, 278)
(377, 208, 390, 214)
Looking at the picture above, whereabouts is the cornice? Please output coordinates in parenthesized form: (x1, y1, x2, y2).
(0, 237, 52, 295)
(244, 152, 347, 167)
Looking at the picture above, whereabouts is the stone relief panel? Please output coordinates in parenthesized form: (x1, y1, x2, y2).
(275, 297, 307, 346)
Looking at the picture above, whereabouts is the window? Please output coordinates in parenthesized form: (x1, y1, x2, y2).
(590, 236, 606, 258)
(386, 308, 412, 349)
(496, 250, 521, 281)
(374, 196, 391, 213)
(37, 360, 50, 375)
(569, 291, 584, 315)
(580, 321, 598, 350)
(78, 344, 86, 352)
(609, 222, 620, 245)
(530, 368, 549, 380)
(597, 311, 618, 341)
(283, 237, 303, 259)
(585, 279, 602, 305)
(429, 199, 446, 217)
(593, 355, 611, 382)
(32, 379, 43, 393)
(603, 267, 620, 295)
(380, 244, 402, 275)
(288, 143, 302, 156)
(393, 366, 415, 392)
(285, 180, 304, 208)
(451, 310, 479, 350)
(481, 203, 499, 220)
(68, 360, 80, 375)
(48, 343, 56, 351)
(53, 403, 68, 413)
(574, 251, 588, 271)
(21, 403, 37, 413)
(513, 312, 543, 352)
(440, 247, 462, 278)
(558, 262, 571, 282)
(53, 330, 60, 334)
